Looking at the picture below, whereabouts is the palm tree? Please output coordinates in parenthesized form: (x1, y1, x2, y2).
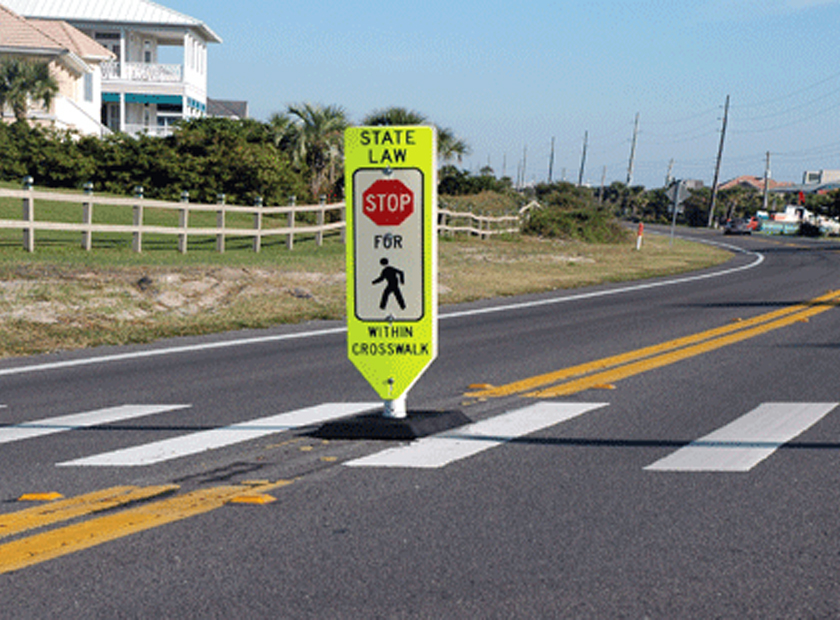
(362, 106, 470, 163)
(267, 111, 293, 151)
(363, 107, 427, 126)
(285, 102, 349, 199)
(0, 58, 58, 123)
(437, 126, 470, 164)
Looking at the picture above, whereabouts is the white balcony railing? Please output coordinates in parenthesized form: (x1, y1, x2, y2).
(102, 62, 183, 83)
(123, 124, 175, 138)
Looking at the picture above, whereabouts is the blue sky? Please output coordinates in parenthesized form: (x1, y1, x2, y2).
(168, 0, 840, 188)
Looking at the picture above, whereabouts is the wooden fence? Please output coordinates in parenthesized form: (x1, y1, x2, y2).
(0, 186, 345, 253)
(0, 185, 527, 252)
(438, 208, 521, 239)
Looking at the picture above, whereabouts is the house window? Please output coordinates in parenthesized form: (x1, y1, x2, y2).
(83, 73, 93, 102)
(95, 32, 121, 60)
(144, 41, 152, 63)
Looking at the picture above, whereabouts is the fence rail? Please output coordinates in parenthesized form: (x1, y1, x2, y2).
(0, 186, 525, 252)
(0, 187, 345, 253)
(438, 208, 521, 239)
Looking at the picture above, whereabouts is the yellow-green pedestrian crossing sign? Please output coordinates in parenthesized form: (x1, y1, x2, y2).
(345, 126, 438, 407)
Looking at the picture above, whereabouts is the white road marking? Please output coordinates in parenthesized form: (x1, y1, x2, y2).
(0, 405, 190, 445)
(58, 402, 380, 467)
(645, 402, 838, 472)
(345, 402, 609, 469)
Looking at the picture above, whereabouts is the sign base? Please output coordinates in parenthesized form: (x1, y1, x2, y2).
(312, 410, 470, 441)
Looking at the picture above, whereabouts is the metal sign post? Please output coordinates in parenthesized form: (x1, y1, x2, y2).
(345, 126, 438, 418)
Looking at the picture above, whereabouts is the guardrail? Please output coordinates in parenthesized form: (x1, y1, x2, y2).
(0, 185, 527, 252)
(0, 185, 345, 253)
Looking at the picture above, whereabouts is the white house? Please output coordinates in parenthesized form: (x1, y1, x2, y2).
(0, 3, 114, 135)
(2, 0, 222, 136)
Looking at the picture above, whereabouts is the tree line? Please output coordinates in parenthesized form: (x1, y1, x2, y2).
(6, 50, 835, 237)
(0, 97, 469, 206)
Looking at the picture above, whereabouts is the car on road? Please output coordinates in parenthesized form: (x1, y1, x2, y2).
(723, 218, 754, 235)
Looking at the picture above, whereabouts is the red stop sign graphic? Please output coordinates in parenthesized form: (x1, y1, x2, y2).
(362, 179, 414, 226)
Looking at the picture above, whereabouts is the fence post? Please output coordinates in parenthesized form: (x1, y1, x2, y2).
(287, 195, 296, 250)
(216, 193, 226, 253)
(340, 202, 346, 243)
(21, 176, 34, 252)
(81, 182, 94, 251)
(316, 195, 326, 246)
(178, 190, 189, 254)
(253, 196, 263, 252)
(132, 186, 144, 253)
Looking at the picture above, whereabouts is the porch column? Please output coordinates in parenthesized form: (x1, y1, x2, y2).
(119, 28, 127, 79)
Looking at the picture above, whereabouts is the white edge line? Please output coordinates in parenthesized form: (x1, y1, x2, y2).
(0, 239, 762, 378)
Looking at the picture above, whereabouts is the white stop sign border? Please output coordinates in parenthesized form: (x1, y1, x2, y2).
(353, 168, 425, 322)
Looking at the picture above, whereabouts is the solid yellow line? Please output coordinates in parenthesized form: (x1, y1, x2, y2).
(0, 485, 179, 540)
(0, 481, 291, 575)
(466, 290, 840, 399)
(529, 300, 836, 398)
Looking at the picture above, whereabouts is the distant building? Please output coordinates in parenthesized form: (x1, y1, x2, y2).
(2, 0, 221, 137)
(0, 3, 114, 135)
(718, 175, 792, 192)
(208, 98, 248, 120)
(802, 170, 840, 185)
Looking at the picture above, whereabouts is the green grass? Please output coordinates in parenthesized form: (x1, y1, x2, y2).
(0, 184, 336, 259)
(0, 183, 732, 358)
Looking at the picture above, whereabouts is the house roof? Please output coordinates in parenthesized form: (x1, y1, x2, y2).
(30, 18, 113, 61)
(0, 0, 221, 43)
(208, 98, 248, 119)
(0, 2, 64, 52)
(719, 175, 793, 192)
(0, 2, 113, 70)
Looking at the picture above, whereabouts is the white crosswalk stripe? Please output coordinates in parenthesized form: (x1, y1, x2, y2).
(0, 405, 190, 445)
(645, 402, 838, 472)
(2, 401, 835, 472)
(345, 402, 610, 469)
(58, 402, 379, 467)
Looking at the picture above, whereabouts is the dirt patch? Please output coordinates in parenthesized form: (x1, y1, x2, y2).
(0, 267, 346, 325)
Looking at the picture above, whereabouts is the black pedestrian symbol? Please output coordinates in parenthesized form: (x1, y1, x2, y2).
(372, 258, 406, 310)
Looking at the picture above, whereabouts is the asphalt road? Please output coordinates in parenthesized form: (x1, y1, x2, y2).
(2, 228, 840, 618)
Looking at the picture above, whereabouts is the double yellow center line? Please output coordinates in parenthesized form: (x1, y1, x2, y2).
(467, 290, 840, 400)
(0, 481, 291, 575)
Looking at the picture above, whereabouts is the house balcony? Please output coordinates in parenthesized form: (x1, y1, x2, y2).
(124, 123, 175, 138)
(102, 61, 183, 83)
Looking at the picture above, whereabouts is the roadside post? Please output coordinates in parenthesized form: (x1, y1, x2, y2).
(665, 179, 689, 246)
(345, 126, 438, 420)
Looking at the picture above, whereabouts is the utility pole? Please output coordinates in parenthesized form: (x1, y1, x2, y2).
(763, 151, 771, 211)
(626, 113, 639, 186)
(522, 145, 528, 188)
(578, 131, 588, 187)
(707, 94, 730, 227)
(548, 137, 555, 183)
(665, 159, 674, 187)
(599, 166, 607, 205)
